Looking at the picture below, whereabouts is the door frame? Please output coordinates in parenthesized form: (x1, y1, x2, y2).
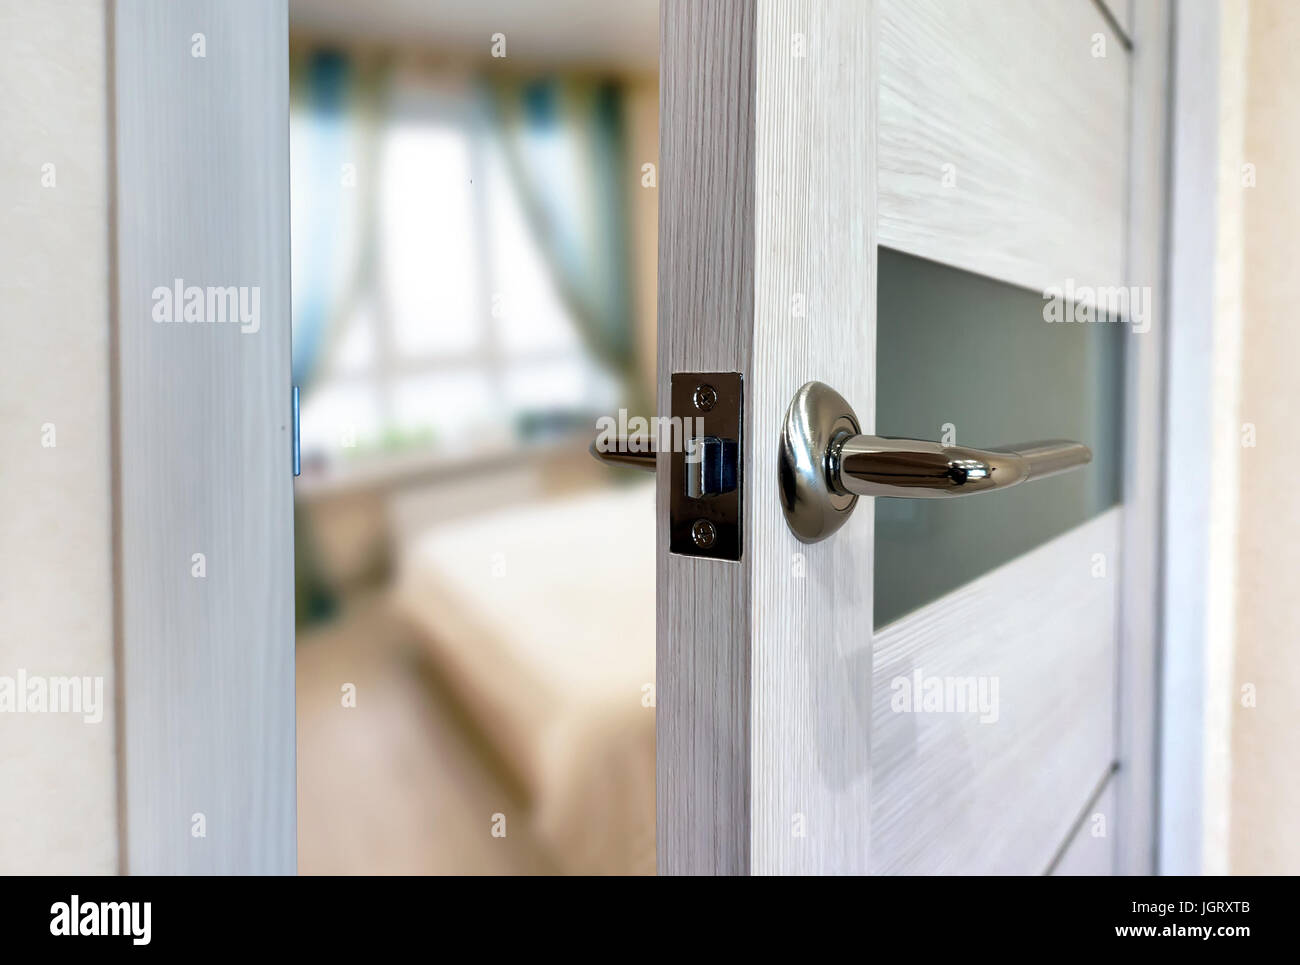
(1157, 0, 1247, 877)
(657, 0, 1174, 876)
(109, 0, 296, 874)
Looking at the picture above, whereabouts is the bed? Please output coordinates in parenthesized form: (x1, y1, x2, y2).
(392, 480, 656, 874)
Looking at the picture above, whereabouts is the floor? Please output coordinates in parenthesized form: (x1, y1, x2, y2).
(296, 592, 555, 875)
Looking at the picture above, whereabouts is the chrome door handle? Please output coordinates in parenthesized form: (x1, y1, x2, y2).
(779, 381, 1091, 543)
(588, 437, 657, 472)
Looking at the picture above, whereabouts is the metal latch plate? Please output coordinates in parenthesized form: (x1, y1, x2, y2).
(669, 372, 742, 561)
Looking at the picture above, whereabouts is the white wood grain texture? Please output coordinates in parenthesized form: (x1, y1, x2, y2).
(749, 0, 876, 875)
(878, 0, 1128, 293)
(657, 0, 876, 875)
(1051, 773, 1117, 875)
(871, 509, 1119, 874)
(113, 0, 295, 874)
(1113, 0, 1169, 877)
(657, 0, 756, 876)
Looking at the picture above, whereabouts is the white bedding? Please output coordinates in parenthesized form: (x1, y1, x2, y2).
(393, 481, 656, 874)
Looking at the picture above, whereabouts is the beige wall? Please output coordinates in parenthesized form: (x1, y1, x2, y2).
(0, 0, 117, 873)
(1228, 0, 1300, 875)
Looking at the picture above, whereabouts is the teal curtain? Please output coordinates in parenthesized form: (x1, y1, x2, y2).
(484, 77, 649, 415)
(292, 50, 351, 391)
(290, 48, 378, 625)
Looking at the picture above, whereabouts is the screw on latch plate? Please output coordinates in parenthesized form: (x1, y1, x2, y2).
(690, 519, 717, 548)
(693, 383, 718, 412)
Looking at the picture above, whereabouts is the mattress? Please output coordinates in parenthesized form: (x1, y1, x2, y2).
(392, 481, 656, 874)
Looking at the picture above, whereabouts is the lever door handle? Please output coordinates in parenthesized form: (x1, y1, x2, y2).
(589, 436, 657, 472)
(779, 381, 1091, 543)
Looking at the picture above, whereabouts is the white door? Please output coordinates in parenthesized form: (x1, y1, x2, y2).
(649, 0, 1167, 875)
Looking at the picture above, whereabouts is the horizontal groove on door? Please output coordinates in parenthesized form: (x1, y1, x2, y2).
(871, 508, 1119, 874)
(1091, 0, 1134, 48)
(1047, 762, 1119, 875)
(878, 0, 1128, 294)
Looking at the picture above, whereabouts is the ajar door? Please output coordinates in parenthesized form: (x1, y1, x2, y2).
(652, 0, 1167, 874)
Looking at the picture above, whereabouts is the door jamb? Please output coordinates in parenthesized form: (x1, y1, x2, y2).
(1154, 0, 1247, 877)
(109, 0, 296, 875)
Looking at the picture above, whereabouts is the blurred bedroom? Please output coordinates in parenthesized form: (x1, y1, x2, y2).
(287, 0, 659, 874)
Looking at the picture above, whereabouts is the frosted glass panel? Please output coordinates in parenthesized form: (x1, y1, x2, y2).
(874, 247, 1124, 628)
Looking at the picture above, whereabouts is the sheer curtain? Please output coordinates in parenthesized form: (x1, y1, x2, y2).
(484, 76, 649, 415)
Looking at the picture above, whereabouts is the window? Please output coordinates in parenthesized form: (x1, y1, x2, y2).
(292, 77, 619, 466)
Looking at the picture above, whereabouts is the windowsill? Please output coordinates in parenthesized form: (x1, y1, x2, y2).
(293, 431, 591, 503)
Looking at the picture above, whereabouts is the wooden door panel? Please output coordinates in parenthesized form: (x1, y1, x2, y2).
(868, 0, 1132, 874)
(871, 509, 1119, 873)
(879, 0, 1128, 293)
